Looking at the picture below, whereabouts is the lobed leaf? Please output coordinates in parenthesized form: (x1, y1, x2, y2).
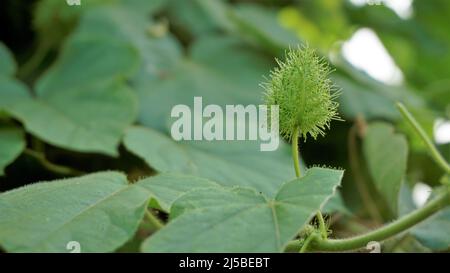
(0, 172, 150, 252)
(142, 167, 343, 252)
(5, 36, 139, 156)
(0, 172, 231, 252)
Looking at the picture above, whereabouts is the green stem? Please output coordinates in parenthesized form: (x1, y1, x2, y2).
(299, 233, 319, 253)
(286, 190, 450, 252)
(291, 126, 328, 239)
(145, 210, 164, 230)
(291, 127, 301, 177)
(397, 103, 450, 174)
(316, 212, 328, 239)
(24, 149, 84, 176)
(31, 137, 45, 154)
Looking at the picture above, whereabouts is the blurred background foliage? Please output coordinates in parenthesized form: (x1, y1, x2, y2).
(0, 0, 449, 252)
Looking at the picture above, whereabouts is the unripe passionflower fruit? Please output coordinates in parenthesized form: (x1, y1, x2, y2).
(262, 46, 341, 140)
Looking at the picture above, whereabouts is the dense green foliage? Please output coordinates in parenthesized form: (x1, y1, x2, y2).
(0, 0, 449, 253)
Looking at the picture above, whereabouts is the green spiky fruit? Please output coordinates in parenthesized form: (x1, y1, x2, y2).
(262, 46, 341, 140)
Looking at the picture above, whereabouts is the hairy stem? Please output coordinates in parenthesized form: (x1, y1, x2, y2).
(397, 103, 450, 174)
(291, 127, 328, 239)
(299, 233, 319, 253)
(286, 190, 450, 252)
(291, 128, 301, 177)
(316, 212, 328, 239)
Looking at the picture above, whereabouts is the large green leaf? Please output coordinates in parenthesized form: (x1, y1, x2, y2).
(124, 126, 296, 198)
(141, 167, 343, 252)
(3, 9, 140, 157)
(72, 5, 183, 133)
(10, 80, 137, 156)
(0, 127, 26, 176)
(25, 13, 141, 156)
(6, 36, 139, 156)
(35, 37, 138, 94)
(363, 122, 408, 214)
(0, 172, 150, 252)
(0, 171, 240, 252)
